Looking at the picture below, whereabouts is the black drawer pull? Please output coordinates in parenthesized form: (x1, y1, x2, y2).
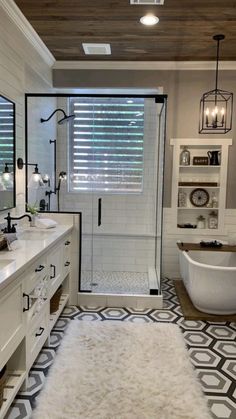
(23, 293, 30, 312)
(65, 241, 71, 246)
(35, 327, 44, 337)
(64, 261, 70, 267)
(50, 264, 56, 279)
(35, 264, 45, 272)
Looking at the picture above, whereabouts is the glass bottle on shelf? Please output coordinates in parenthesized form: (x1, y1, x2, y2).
(197, 215, 206, 229)
(180, 146, 190, 166)
(208, 211, 218, 229)
(211, 192, 218, 208)
(178, 191, 187, 207)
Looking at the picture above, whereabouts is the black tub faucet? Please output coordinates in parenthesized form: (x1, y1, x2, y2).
(3, 212, 32, 233)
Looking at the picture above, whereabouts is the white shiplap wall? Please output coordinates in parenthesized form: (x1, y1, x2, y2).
(0, 4, 53, 221)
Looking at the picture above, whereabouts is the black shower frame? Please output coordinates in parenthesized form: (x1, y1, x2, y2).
(25, 93, 167, 295)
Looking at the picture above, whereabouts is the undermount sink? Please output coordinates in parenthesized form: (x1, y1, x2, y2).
(0, 259, 15, 270)
(18, 230, 54, 240)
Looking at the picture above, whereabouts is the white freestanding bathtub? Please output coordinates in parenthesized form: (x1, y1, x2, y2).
(178, 250, 236, 315)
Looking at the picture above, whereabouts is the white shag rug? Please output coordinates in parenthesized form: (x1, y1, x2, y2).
(33, 321, 212, 419)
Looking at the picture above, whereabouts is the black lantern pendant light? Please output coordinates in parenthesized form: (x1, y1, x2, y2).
(199, 34, 233, 134)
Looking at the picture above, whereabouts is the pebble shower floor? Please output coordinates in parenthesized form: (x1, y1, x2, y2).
(5, 277, 236, 419)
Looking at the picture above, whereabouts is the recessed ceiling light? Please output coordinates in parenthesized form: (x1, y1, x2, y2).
(140, 14, 159, 26)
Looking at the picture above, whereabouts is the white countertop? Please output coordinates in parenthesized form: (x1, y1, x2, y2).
(0, 224, 73, 291)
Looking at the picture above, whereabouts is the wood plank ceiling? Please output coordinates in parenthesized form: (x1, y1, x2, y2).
(14, 0, 236, 61)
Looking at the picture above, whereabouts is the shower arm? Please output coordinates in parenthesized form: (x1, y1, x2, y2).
(40, 109, 66, 123)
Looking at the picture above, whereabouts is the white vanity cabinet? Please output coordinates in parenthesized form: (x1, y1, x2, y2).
(0, 278, 25, 371)
(0, 226, 73, 419)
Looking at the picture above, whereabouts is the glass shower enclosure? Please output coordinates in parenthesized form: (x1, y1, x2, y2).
(26, 94, 167, 296)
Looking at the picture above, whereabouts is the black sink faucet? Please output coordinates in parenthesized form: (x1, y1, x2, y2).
(4, 212, 32, 233)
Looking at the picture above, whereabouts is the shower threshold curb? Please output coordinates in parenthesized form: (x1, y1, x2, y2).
(77, 292, 163, 309)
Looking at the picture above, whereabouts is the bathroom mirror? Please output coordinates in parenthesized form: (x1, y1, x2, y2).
(0, 94, 15, 211)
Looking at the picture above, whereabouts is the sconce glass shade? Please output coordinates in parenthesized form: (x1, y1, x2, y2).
(2, 164, 13, 188)
(199, 88, 233, 134)
(28, 168, 43, 189)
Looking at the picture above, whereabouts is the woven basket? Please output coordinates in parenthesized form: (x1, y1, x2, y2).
(0, 365, 7, 408)
(0, 238, 7, 251)
(50, 285, 63, 314)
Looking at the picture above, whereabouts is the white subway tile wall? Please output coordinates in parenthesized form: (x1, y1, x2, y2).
(56, 98, 160, 277)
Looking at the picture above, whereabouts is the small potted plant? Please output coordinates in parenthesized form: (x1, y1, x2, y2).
(26, 202, 39, 227)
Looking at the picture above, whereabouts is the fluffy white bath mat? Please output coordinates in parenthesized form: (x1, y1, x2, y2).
(33, 321, 212, 419)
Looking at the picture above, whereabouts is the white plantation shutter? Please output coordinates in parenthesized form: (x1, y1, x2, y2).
(69, 97, 144, 193)
(0, 98, 14, 171)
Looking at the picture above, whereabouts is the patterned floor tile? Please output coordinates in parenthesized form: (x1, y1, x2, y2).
(5, 399, 32, 419)
(101, 307, 128, 320)
(207, 397, 236, 419)
(19, 371, 45, 397)
(213, 341, 236, 358)
(222, 360, 236, 381)
(189, 348, 221, 368)
(197, 369, 231, 393)
(183, 331, 213, 347)
(125, 314, 152, 323)
(5, 278, 236, 419)
(74, 312, 102, 321)
(33, 348, 55, 370)
(150, 309, 178, 322)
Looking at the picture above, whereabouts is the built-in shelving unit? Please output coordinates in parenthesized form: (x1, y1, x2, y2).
(49, 293, 69, 332)
(170, 138, 232, 235)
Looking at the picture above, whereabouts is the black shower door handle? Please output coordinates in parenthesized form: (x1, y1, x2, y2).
(98, 198, 102, 227)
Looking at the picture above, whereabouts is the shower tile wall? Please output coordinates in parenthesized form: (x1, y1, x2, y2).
(27, 96, 57, 208)
(57, 98, 159, 273)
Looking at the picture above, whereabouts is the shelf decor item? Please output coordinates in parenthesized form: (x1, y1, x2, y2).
(208, 211, 218, 229)
(197, 215, 206, 229)
(178, 191, 187, 207)
(190, 188, 209, 207)
(193, 156, 208, 165)
(199, 34, 233, 134)
(207, 150, 221, 166)
(179, 181, 218, 187)
(179, 146, 190, 166)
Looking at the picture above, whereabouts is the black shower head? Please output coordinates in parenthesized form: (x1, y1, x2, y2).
(58, 113, 75, 125)
(40, 108, 75, 124)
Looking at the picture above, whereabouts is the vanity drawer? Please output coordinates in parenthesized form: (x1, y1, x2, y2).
(48, 245, 62, 299)
(24, 258, 48, 294)
(26, 304, 48, 369)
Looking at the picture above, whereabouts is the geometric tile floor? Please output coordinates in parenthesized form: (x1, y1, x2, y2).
(5, 277, 236, 419)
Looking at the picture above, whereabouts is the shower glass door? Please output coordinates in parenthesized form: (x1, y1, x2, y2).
(72, 95, 166, 295)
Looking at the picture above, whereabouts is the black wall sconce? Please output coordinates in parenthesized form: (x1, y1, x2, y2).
(17, 157, 43, 187)
(199, 34, 233, 134)
(40, 108, 75, 125)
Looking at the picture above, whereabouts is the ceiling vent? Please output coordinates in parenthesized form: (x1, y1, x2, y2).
(130, 0, 164, 4)
(82, 43, 111, 55)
